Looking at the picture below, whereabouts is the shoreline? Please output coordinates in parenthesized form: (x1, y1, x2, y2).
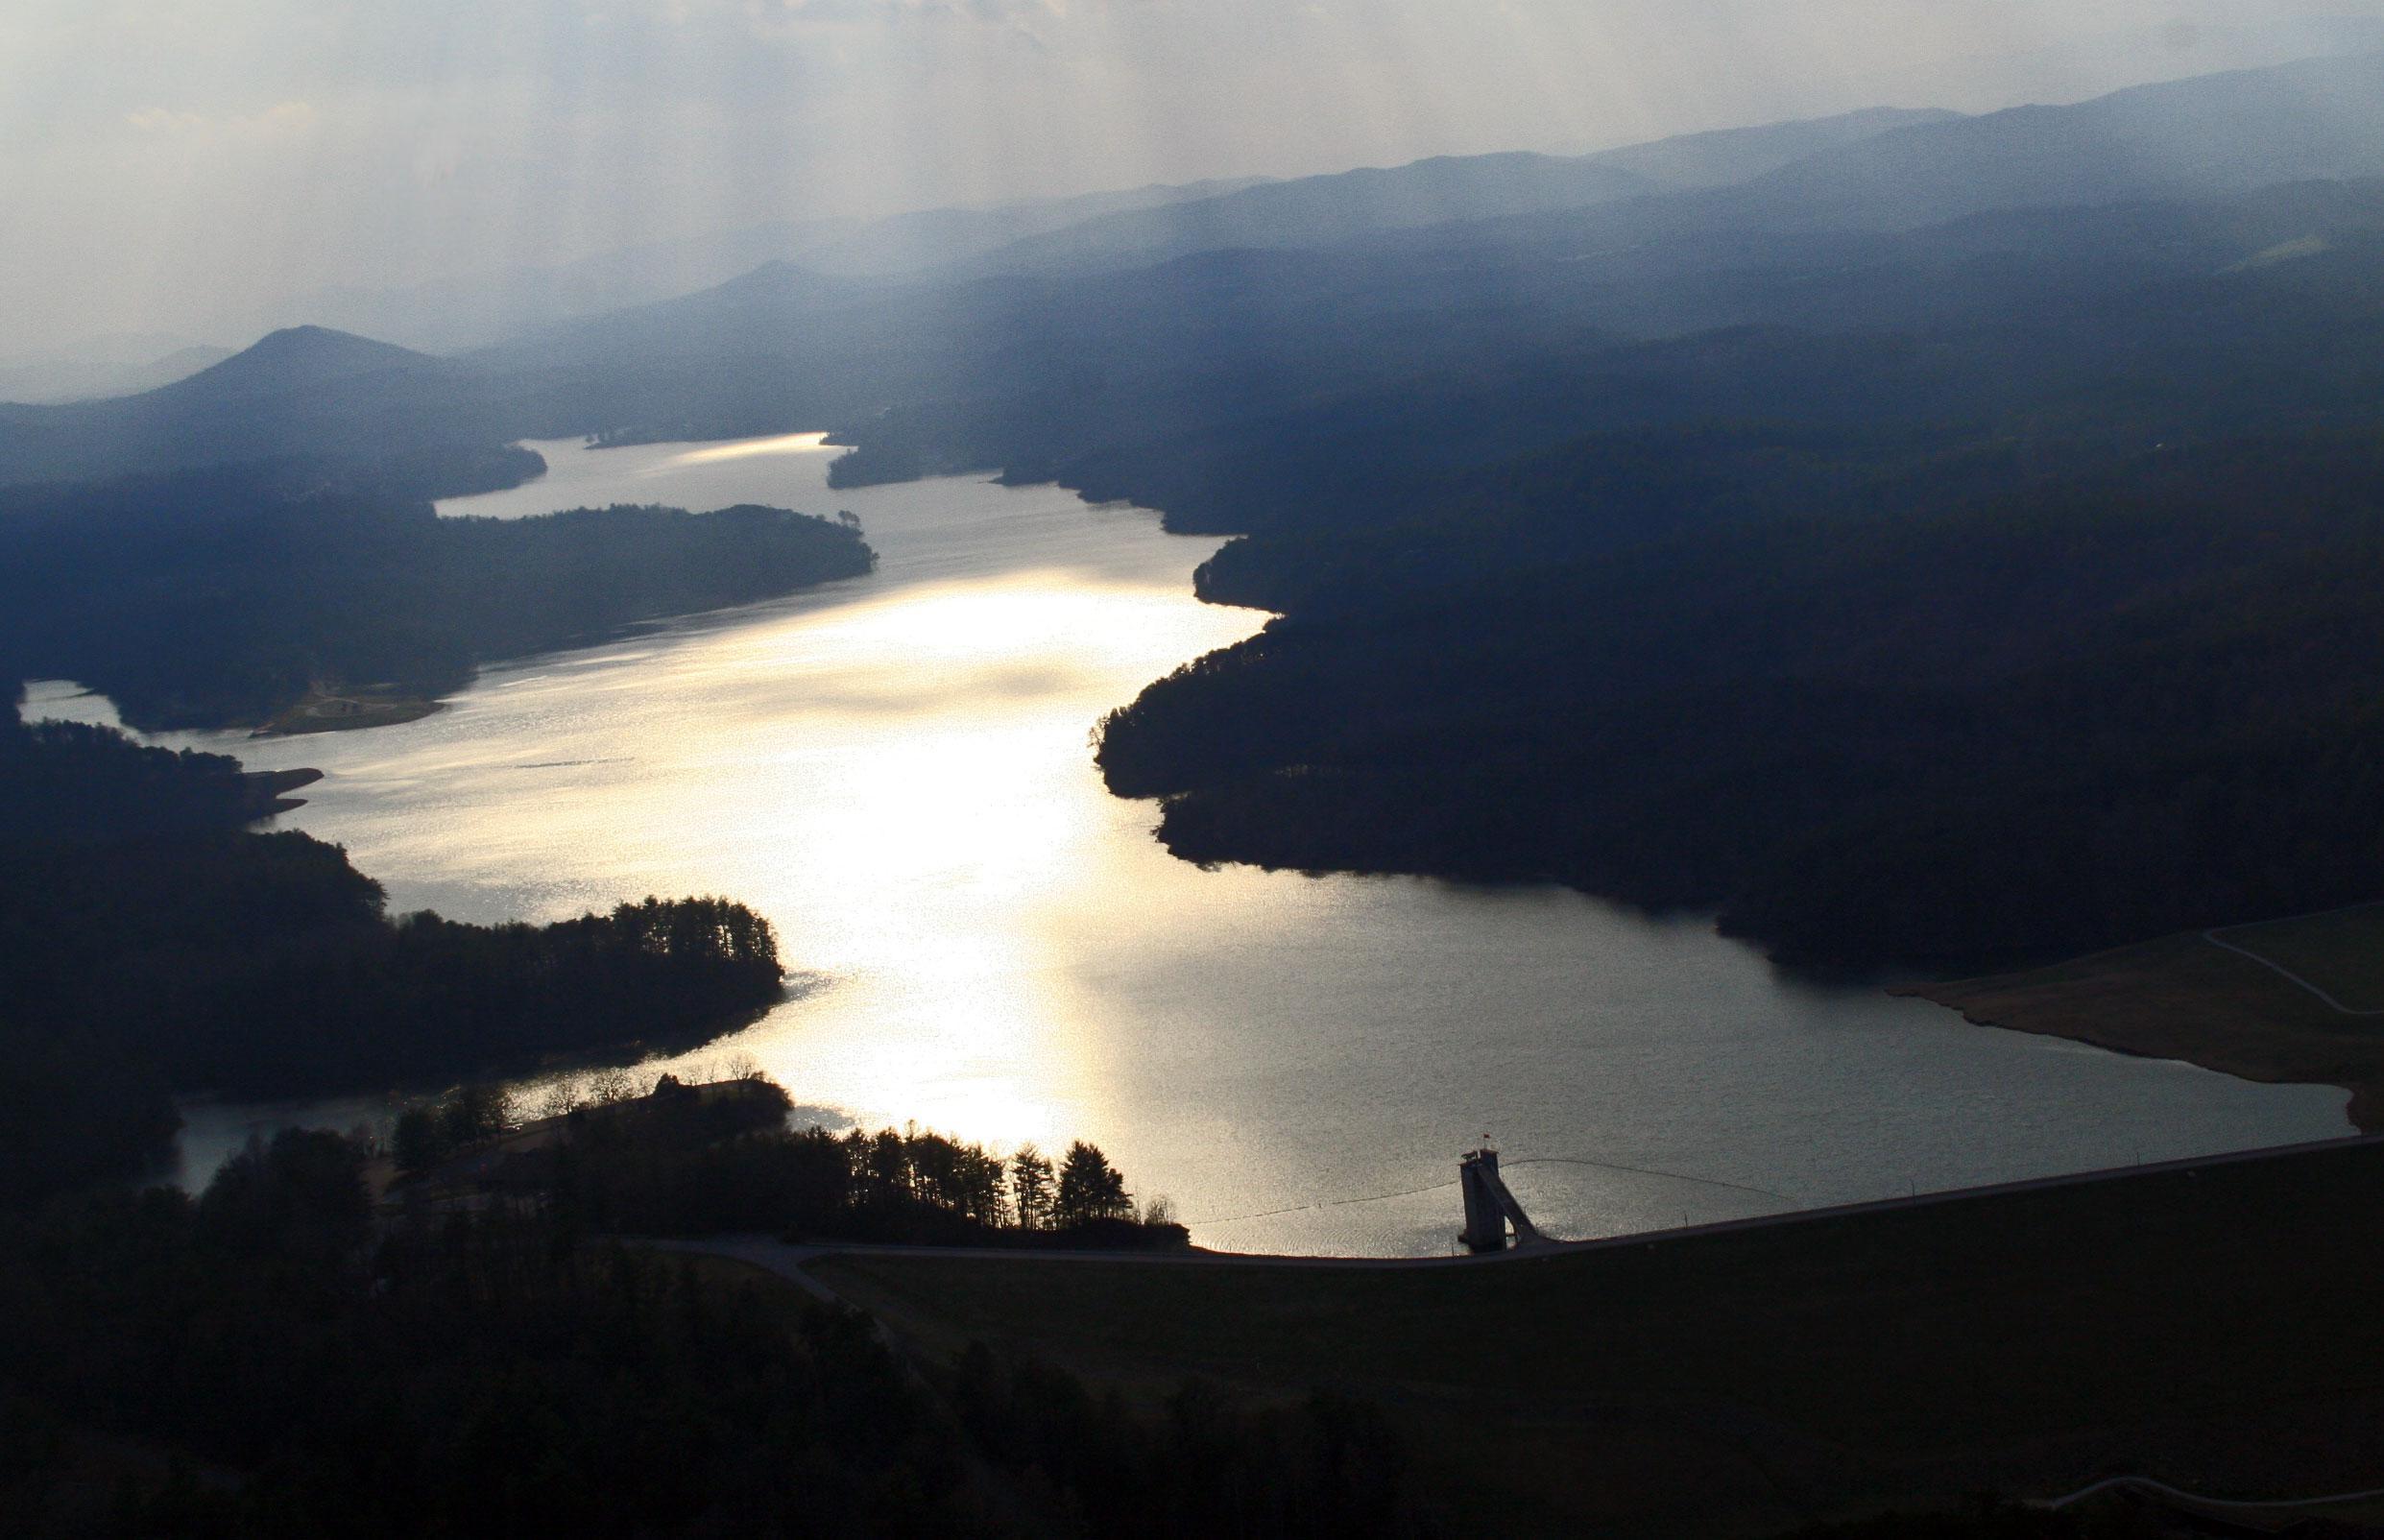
(243, 765, 325, 817)
(1896, 913, 2384, 1133)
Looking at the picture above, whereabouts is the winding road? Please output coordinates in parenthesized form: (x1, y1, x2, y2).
(2204, 924, 2384, 1017)
(2042, 1472, 2384, 1516)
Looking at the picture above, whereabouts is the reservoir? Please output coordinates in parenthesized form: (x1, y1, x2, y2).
(25, 433, 2348, 1255)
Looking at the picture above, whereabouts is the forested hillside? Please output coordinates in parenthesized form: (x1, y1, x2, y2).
(0, 1140, 1407, 1536)
(0, 715, 790, 1203)
(0, 466, 875, 731)
(1099, 432, 2384, 969)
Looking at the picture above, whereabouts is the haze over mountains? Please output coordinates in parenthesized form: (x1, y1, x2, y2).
(0, 339, 234, 408)
(290, 175, 1277, 355)
(927, 108, 1963, 281)
(19, 0, 2384, 362)
(239, 108, 1958, 353)
(254, 48, 2359, 352)
(9, 51, 2384, 488)
(1883, 9, 2384, 111)
(1749, 50, 2384, 227)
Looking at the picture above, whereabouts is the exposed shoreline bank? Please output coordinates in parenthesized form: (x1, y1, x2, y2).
(1898, 910, 2384, 1133)
(243, 765, 325, 816)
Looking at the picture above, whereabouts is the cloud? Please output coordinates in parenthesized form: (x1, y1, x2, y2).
(125, 108, 208, 134)
(125, 100, 317, 137)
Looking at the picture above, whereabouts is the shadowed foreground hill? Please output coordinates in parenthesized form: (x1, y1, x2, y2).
(12, 1095, 2358, 1535)
(0, 1130, 1418, 1538)
(814, 1138, 2384, 1535)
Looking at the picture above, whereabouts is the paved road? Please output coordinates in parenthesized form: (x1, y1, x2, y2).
(2044, 1472, 2384, 1515)
(2204, 925, 2384, 1016)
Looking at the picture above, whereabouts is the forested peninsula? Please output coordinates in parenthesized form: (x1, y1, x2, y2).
(0, 460, 876, 732)
(1096, 428, 2384, 973)
(0, 713, 789, 1205)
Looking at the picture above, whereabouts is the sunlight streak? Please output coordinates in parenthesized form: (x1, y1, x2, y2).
(658, 430, 841, 468)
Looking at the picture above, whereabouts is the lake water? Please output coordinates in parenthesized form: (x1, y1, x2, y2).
(24, 432, 2348, 1255)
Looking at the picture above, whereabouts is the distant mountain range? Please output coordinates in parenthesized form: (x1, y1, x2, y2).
(944, 108, 1960, 278)
(286, 176, 1276, 352)
(0, 341, 233, 407)
(520, 50, 2384, 349)
(1743, 51, 2384, 229)
(1577, 107, 1962, 190)
(10, 51, 2384, 491)
(243, 110, 1956, 354)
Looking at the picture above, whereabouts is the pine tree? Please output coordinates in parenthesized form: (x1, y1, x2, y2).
(1054, 1142, 1130, 1227)
(1009, 1145, 1054, 1229)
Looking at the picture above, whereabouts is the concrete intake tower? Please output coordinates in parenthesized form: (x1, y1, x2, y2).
(1459, 1143, 1541, 1254)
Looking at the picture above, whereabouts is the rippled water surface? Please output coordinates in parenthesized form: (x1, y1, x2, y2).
(28, 433, 2348, 1254)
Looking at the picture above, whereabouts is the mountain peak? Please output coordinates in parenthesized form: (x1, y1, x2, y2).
(178, 325, 439, 396)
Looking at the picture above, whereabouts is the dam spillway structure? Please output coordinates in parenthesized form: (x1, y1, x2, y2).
(1458, 1143, 1542, 1254)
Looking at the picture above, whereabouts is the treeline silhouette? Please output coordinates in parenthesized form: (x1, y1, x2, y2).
(0, 712, 786, 1201)
(0, 1130, 1418, 1535)
(0, 717, 284, 840)
(443, 1071, 1177, 1247)
(1098, 429, 2384, 971)
(0, 462, 875, 731)
(153, 896, 786, 1094)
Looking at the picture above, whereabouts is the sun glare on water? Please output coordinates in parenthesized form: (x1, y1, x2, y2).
(656, 432, 841, 469)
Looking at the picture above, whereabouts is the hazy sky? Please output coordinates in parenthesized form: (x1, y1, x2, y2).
(2, 0, 2378, 354)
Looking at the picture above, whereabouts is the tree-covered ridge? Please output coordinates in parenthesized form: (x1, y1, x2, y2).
(0, 714, 791, 1201)
(145, 894, 789, 1095)
(396, 1071, 1172, 1249)
(1098, 429, 2384, 971)
(2, 835, 790, 1096)
(0, 717, 269, 841)
(0, 466, 877, 732)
